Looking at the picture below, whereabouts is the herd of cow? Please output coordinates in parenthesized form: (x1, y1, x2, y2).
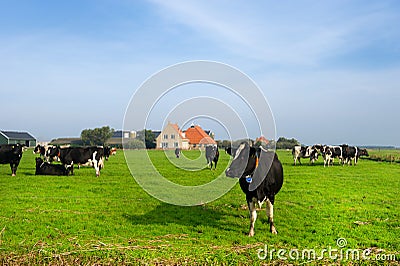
(0, 141, 369, 237)
(0, 144, 116, 177)
(292, 144, 369, 167)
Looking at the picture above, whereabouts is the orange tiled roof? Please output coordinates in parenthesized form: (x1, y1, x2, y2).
(171, 123, 187, 140)
(256, 136, 269, 144)
(184, 125, 216, 145)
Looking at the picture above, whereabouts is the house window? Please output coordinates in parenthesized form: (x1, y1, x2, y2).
(162, 142, 168, 148)
(171, 134, 175, 139)
(174, 142, 179, 147)
(163, 134, 168, 139)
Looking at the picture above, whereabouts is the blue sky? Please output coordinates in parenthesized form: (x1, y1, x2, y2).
(1, 1, 399, 146)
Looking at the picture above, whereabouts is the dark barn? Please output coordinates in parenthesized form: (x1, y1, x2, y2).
(0, 131, 36, 147)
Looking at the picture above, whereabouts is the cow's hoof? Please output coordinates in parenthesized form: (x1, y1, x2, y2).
(271, 227, 278, 234)
(11, 174, 16, 177)
(248, 231, 255, 237)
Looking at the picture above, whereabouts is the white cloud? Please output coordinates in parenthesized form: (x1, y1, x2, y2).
(149, 0, 400, 66)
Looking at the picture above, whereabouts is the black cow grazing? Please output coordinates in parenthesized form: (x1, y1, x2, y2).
(205, 145, 219, 170)
(47, 146, 105, 176)
(35, 158, 70, 176)
(225, 142, 283, 236)
(292, 145, 319, 165)
(175, 148, 181, 158)
(0, 144, 24, 176)
(342, 145, 369, 165)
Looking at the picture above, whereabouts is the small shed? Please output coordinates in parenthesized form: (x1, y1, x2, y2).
(0, 131, 37, 147)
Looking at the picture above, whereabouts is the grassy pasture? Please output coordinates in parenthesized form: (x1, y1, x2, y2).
(0, 148, 399, 265)
(367, 149, 400, 164)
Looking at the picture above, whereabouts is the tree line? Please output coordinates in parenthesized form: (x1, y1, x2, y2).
(216, 137, 299, 150)
(77, 126, 300, 150)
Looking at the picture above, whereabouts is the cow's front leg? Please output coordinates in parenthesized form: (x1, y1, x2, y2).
(93, 160, 100, 177)
(10, 162, 16, 176)
(248, 200, 257, 237)
(69, 163, 74, 175)
(266, 198, 277, 234)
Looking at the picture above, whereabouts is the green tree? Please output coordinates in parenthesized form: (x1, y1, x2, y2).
(136, 129, 156, 149)
(217, 140, 232, 149)
(81, 126, 114, 146)
(276, 137, 300, 149)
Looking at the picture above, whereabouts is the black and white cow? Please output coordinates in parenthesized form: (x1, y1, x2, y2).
(0, 144, 24, 176)
(321, 145, 335, 167)
(103, 146, 111, 161)
(205, 145, 219, 170)
(33, 144, 46, 157)
(47, 146, 105, 176)
(226, 142, 283, 236)
(103, 146, 117, 161)
(33, 144, 55, 162)
(35, 157, 70, 176)
(342, 145, 369, 165)
(292, 145, 319, 165)
(329, 145, 345, 165)
(175, 148, 181, 158)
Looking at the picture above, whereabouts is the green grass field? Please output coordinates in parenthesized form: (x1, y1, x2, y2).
(0, 149, 399, 265)
(367, 149, 400, 164)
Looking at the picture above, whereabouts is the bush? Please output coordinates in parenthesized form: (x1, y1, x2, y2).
(126, 139, 145, 149)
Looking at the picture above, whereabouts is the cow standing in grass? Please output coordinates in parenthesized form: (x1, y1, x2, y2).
(321, 145, 334, 167)
(175, 148, 181, 158)
(292, 145, 319, 165)
(342, 145, 369, 165)
(226, 142, 283, 236)
(0, 144, 24, 176)
(205, 145, 219, 170)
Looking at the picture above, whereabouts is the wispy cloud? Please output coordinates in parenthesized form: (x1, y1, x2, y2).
(149, 0, 400, 67)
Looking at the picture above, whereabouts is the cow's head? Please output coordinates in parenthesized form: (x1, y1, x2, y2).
(103, 146, 111, 160)
(46, 146, 60, 162)
(225, 142, 257, 178)
(313, 144, 324, 153)
(322, 145, 331, 156)
(360, 148, 369, 157)
(33, 145, 41, 154)
(11, 144, 23, 157)
(35, 157, 44, 168)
